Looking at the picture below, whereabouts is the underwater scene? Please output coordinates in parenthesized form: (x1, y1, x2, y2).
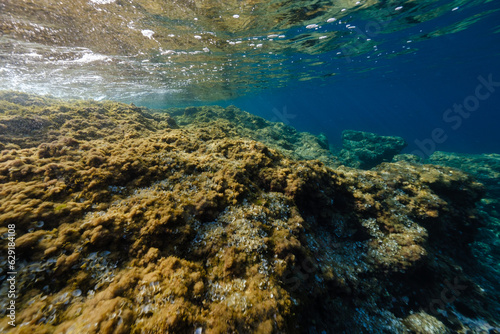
(0, 0, 499, 333)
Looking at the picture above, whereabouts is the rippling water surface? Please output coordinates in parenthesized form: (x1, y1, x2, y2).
(1, 2, 500, 333)
(1, 0, 499, 104)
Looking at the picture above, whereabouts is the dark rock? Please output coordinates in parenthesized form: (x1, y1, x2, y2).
(339, 130, 407, 169)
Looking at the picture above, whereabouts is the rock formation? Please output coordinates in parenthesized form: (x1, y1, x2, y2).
(339, 130, 407, 169)
(0, 92, 498, 333)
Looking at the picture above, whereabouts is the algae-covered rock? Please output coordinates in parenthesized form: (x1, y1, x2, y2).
(393, 153, 423, 164)
(426, 151, 500, 318)
(339, 130, 407, 169)
(166, 104, 340, 167)
(403, 312, 449, 334)
(427, 151, 500, 198)
(0, 92, 498, 334)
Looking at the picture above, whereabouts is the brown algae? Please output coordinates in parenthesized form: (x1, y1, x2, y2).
(0, 91, 498, 333)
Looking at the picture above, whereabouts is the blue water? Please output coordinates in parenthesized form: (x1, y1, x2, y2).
(225, 1, 500, 156)
(1, 1, 500, 332)
(1, 0, 499, 155)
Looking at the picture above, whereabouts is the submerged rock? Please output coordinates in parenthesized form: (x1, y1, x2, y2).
(427, 151, 500, 199)
(0, 92, 498, 333)
(165, 105, 340, 167)
(426, 151, 500, 315)
(339, 130, 407, 169)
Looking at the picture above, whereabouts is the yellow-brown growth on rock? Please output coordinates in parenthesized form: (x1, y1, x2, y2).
(0, 92, 497, 333)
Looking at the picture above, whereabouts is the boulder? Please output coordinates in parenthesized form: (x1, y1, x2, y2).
(340, 129, 407, 169)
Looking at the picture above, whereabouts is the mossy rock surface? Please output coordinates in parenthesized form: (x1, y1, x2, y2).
(165, 104, 339, 167)
(426, 151, 500, 314)
(0, 92, 498, 334)
(339, 129, 407, 169)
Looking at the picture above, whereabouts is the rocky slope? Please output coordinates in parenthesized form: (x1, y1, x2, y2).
(427, 151, 500, 318)
(0, 91, 498, 334)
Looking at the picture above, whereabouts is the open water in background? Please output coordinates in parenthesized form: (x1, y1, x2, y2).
(0, 0, 499, 154)
(1, 1, 500, 331)
(224, 2, 500, 155)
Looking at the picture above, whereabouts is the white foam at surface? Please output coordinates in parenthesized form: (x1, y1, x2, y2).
(306, 24, 319, 29)
(25, 52, 43, 59)
(141, 30, 155, 39)
(74, 53, 110, 63)
(90, 0, 115, 4)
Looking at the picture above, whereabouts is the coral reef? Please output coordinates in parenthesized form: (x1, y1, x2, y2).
(339, 130, 407, 169)
(0, 91, 498, 333)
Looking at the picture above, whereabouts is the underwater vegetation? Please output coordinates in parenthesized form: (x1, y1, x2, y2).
(0, 91, 499, 333)
(339, 130, 408, 169)
(426, 151, 500, 314)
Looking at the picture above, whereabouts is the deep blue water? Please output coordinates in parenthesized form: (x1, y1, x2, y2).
(1, 0, 499, 156)
(1, 1, 499, 332)
(225, 2, 500, 156)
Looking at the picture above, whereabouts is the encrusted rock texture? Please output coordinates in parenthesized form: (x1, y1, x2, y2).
(0, 91, 498, 334)
(339, 130, 408, 169)
(426, 151, 500, 315)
